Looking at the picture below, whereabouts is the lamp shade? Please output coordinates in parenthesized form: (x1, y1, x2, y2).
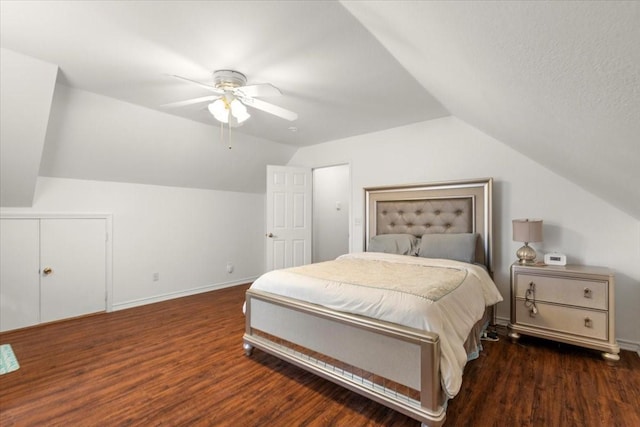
(230, 98, 250, 123)
(208, 99, 229, 123)
(512, 219, 543, 243)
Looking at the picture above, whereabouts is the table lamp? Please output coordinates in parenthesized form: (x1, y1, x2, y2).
(512, 219, 543, 264)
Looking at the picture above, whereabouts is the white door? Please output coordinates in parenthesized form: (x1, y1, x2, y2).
(265, 165, 312, 271)
(0, 219, 40, 331)
(40, 219, 106, 323)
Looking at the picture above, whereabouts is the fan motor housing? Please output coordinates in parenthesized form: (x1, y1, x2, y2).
(213, 70, 247, 89)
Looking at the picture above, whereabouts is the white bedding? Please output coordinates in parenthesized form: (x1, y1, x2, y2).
(249, 252, 503, 398)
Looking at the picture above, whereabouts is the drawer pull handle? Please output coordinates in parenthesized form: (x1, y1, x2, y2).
(584, 288, 592, 298)
(584, 317, 593, 328)
(525, 281, 537, 317)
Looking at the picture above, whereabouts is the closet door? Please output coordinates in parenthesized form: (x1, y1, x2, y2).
(0, 219, 40, 331)
(40, 219, 106, 323)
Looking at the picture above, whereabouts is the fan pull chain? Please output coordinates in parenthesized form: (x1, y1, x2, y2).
(218, 121, 234, 149)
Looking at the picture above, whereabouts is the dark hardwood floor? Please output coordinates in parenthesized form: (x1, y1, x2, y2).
(1, 284, 639, 426)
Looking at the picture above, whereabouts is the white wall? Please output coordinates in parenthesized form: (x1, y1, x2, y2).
(40, 84, 297, 194)
(0, 50, 277, 315)
(289, 116, 640, 349)
(312, 165, 350, 262)
(1, 177, 265, 309)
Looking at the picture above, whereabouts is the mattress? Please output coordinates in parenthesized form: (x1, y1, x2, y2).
(249, 252, 503, 397)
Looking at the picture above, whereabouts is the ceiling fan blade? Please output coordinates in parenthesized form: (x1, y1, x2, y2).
(161, 95, 219, 108)
(170, 75, 224, 95)
(235, 83, 281, 98)
(240, 97, 298, 121)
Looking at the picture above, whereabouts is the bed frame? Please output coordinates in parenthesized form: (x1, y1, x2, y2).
(243, 178, 493, 427)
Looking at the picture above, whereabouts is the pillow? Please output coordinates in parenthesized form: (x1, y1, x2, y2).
(417, 233, 478, 264)
(368, 234, 419, 256)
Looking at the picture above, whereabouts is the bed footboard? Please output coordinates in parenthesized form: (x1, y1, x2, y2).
(243, 289, 447, 427)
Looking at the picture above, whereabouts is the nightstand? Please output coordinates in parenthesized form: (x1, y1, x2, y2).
(508, 262, 620, 362)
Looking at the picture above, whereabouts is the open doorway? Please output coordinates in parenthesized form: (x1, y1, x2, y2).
(312, 164, 350, 263)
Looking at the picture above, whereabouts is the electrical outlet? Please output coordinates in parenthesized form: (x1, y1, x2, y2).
(226, 262, 234, 274)
(152, 272, 159, 281)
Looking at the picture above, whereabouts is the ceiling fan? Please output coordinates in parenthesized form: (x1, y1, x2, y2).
(163, 70, 298, 127)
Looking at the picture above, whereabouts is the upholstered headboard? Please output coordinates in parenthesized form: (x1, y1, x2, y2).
(365, 178, 493, 273)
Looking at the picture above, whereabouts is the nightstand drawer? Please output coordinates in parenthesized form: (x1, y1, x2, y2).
(514, 299, 608, 340)
(515, 273, 607, 310)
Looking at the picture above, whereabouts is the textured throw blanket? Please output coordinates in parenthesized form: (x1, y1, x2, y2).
(287, 257, 467, 301)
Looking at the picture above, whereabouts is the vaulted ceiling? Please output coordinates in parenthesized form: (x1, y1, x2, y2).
(343, 1, 640, 220)
(0, 1, 446, 146)
(1, 1, 638, 219)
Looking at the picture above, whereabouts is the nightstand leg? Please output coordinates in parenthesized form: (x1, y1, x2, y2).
(243, 342, 254, 356)
(602, 352, 620, 363)
(508, 331, 520, 343)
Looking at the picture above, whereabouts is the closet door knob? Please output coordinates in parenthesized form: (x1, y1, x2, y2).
(265, 233, 274, 238)
(43, 267, 53, 275)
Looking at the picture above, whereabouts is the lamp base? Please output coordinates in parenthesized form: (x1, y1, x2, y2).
(516, 243, 537, 265)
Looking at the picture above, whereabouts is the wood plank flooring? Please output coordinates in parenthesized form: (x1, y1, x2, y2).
(1, 284, 639, 426)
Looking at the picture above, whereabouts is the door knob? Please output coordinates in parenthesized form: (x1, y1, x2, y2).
(265, 233, 274, 238)
(43, 267, 53, 275)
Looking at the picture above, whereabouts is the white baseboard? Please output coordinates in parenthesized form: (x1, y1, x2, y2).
(495, 315, 509, 327)
(617, 338, 640, 355)
(495, 315, 640, 354)
(111, 276, 258, 312)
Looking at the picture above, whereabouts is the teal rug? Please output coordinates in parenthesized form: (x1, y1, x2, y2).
(0, 344, 20, 375)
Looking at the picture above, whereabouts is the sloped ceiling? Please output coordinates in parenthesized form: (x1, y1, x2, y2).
(0, 0, 447, 200)
(342, 1, 640, 220)
(1, 1, 638, 219)
(0, 49, 58, 206)
(0, 1, 446, 147)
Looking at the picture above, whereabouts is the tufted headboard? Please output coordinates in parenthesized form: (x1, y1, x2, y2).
(365, 178, 493, 273)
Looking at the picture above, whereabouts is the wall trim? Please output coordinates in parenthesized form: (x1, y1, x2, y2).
(112, 276, 258, 311)
(617, 338, 640, 355)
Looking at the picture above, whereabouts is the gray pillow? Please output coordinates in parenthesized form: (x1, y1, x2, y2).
(368, 234, 419, 256)
(417, 233, 478, 263)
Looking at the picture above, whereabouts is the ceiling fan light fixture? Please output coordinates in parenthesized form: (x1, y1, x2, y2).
(168, 69, 297, 140)
(208, 99, 229, 123)
(230, 98, 250, 123)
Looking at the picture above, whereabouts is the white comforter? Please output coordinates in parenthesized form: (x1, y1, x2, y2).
(249, 252, 503, 398)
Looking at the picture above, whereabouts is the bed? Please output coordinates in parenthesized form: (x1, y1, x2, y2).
(243, 178, 501, 426)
